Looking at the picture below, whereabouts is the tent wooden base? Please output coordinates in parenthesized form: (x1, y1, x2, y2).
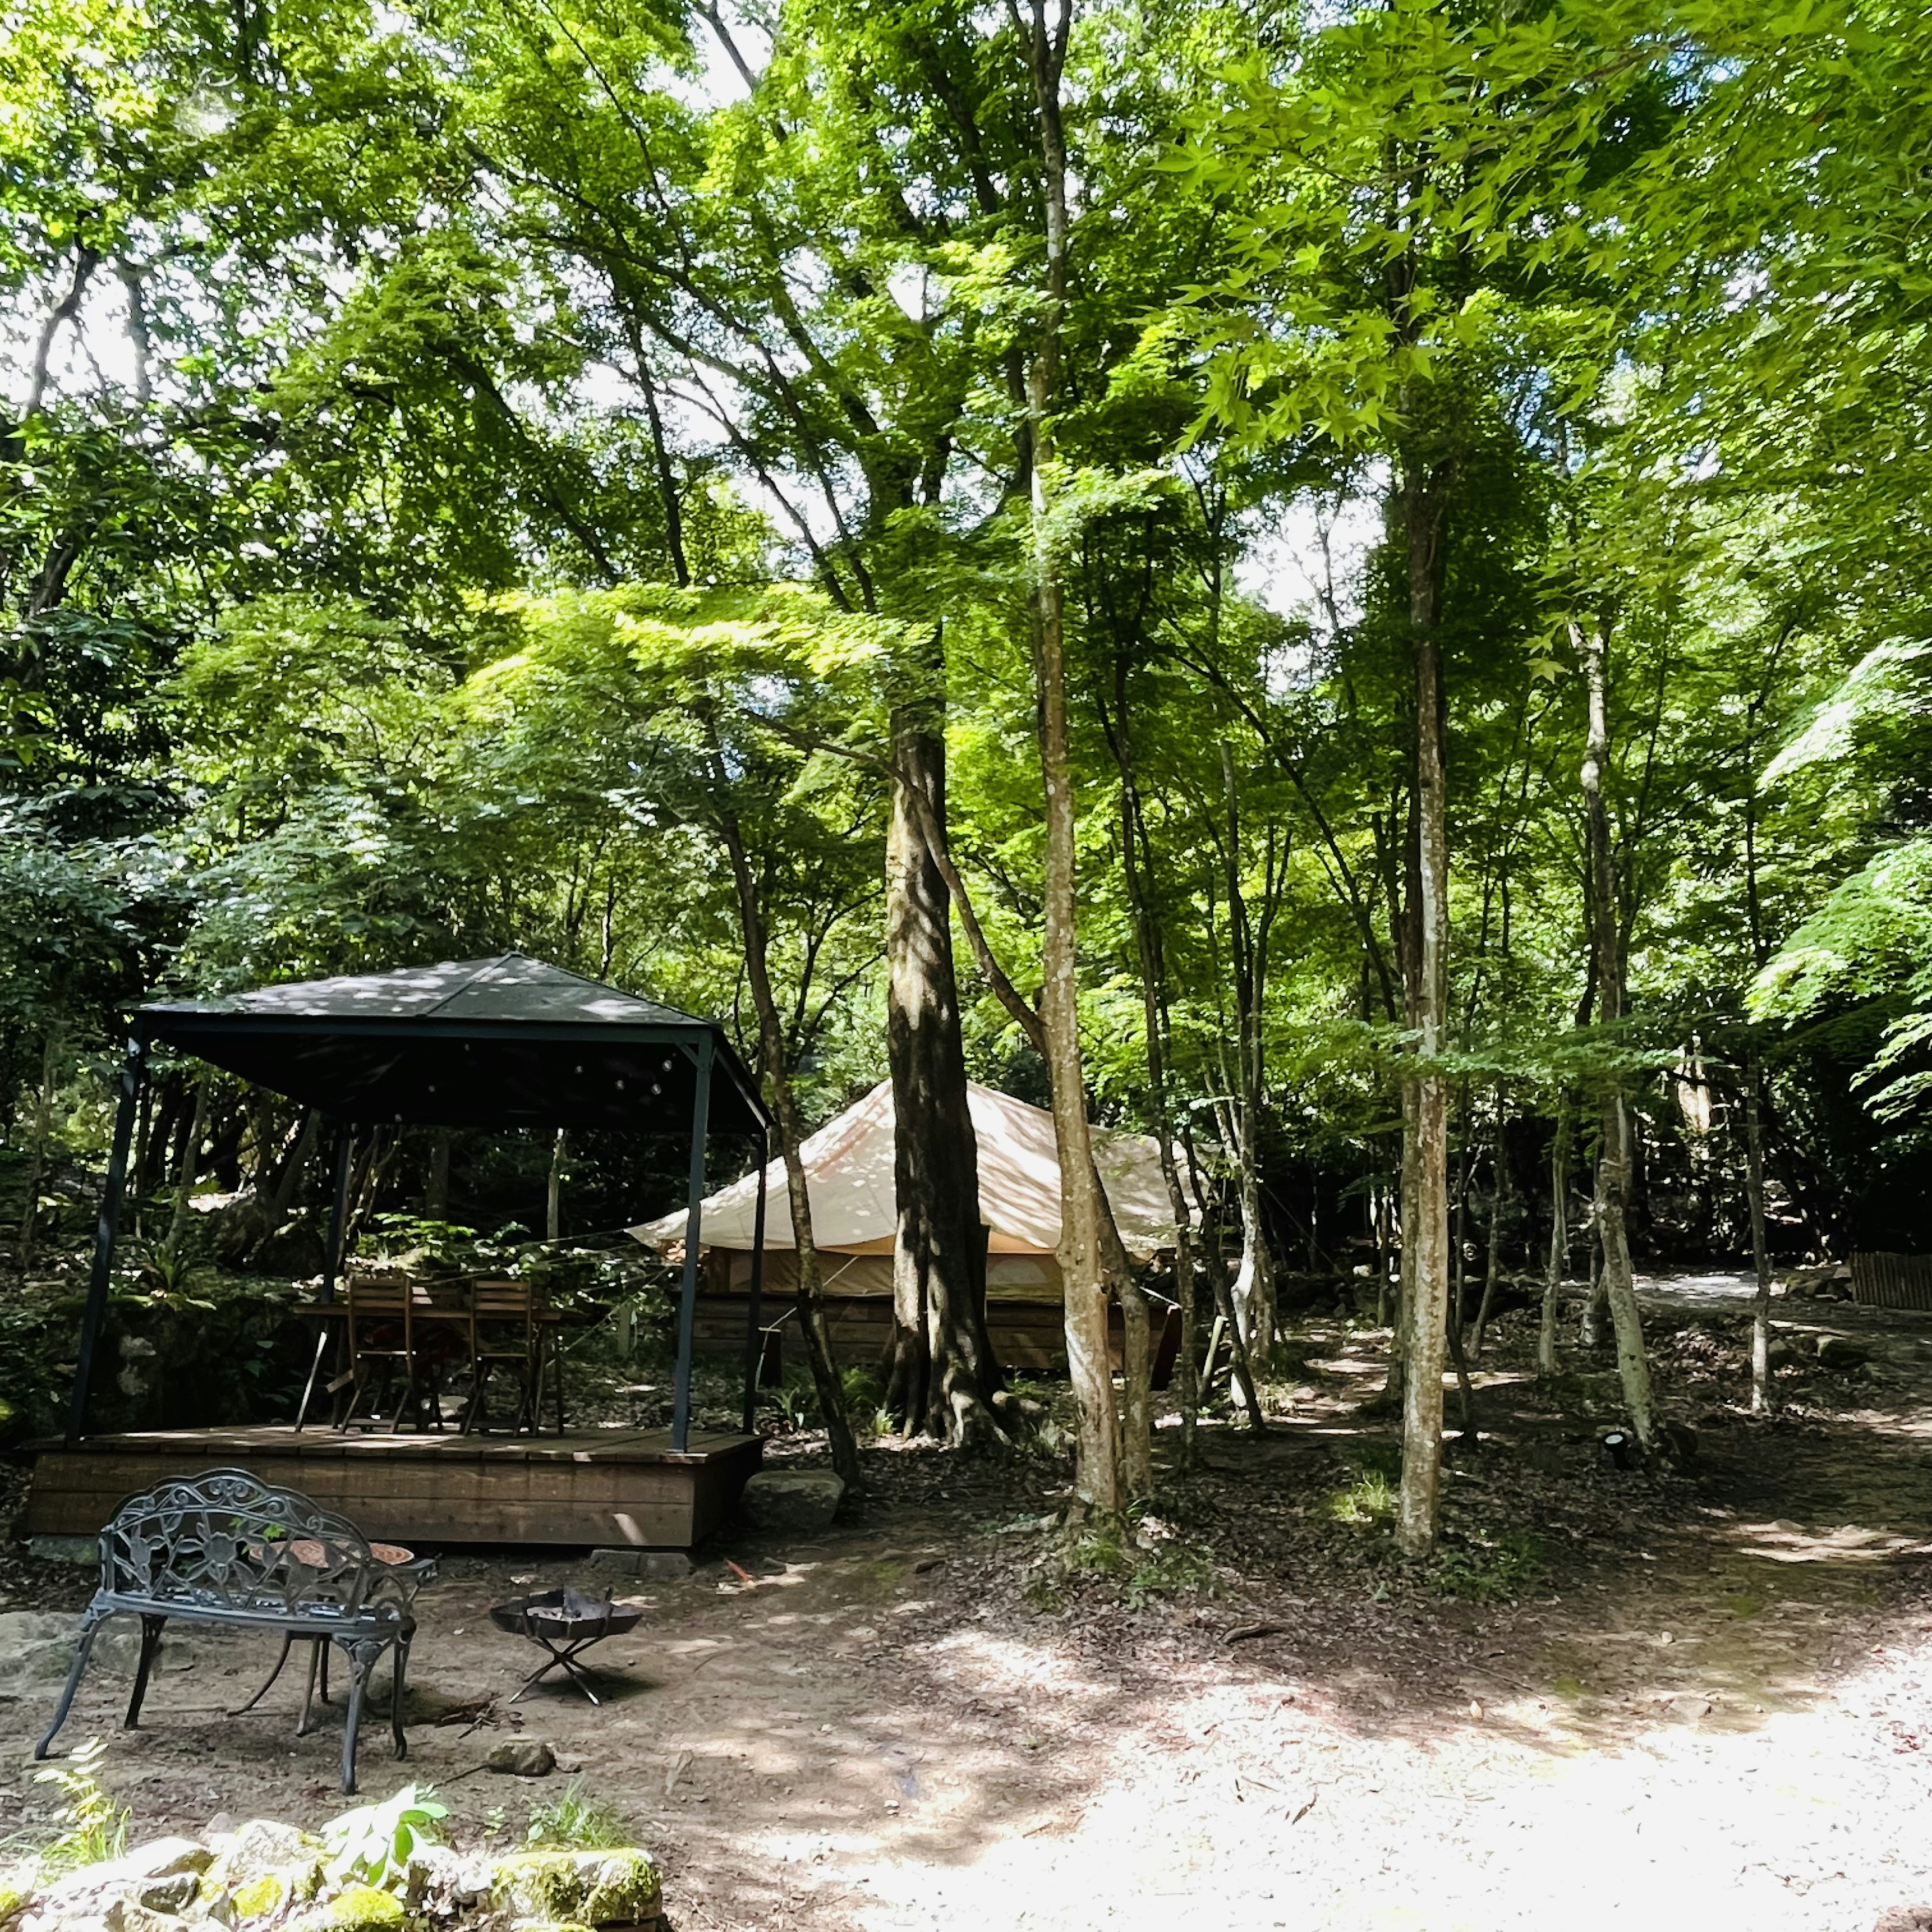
(24, 1427, 763, 1551)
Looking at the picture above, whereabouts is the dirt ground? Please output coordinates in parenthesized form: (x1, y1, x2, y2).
(5, 1275, 1932, 1932)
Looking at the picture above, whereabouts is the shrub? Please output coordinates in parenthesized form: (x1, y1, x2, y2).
(33, 1737, 127, 1874)
(525, 1780, 625, 1852)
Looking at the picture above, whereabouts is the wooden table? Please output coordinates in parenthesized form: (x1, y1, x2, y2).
(290, 1291, 601, 1435)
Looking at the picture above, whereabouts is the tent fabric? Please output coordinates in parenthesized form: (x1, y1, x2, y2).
(137, 954, 771, 1137)
(630, 1079, 1181, 1259)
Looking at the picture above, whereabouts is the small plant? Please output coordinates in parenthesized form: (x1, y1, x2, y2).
(482, 1806, 506, 1841)
(766, 1367, 816, 1430)
(1065, 1515, 1132, 1580)
(367, 1215, 478, 1265)
(33, 1737, 128, 1873)
(321, 1784, 447, 1892)
(525, 1778, 625, 1851)
(1126, 1536, 1215, 1606)
(1429, 1531, 1543, 1603)
(1022, 1574, 1066, 1615)
(1323, 1468, 1398, 1527)
(131, 1245, 215, 1307)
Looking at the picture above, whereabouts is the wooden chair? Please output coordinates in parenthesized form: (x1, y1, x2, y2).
(463, 1279, 545, 1433)
(337, 1279, 419, 1431)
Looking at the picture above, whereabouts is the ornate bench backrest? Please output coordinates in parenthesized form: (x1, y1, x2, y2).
(100, 1468, 392, 1623)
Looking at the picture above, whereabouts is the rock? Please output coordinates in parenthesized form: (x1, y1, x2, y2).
(27, 1536, 97, 1565)
(488, 1848, 661, 1925)
(1766, 1339, 1798, 1370)
(302, 1882, 405, 1930)
(740, 1471, 844, 1533)
(990, 1389, 1045, 1433)
(487, 1740, 557, 1777)
(231, 1871, 294, 1921)
(138, 1871, 202, 1914)
(1817, 1334, 1870, 1370)
(201, 1817, 327, 1913)
(28, 1838, 213, 1932)
(587, 1548, 692, 1581)
(0, 1613, 196, 1695)
(1872, 1910, 1932, 1932)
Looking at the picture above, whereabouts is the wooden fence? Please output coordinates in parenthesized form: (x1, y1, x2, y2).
(1850, 1252, 1932, 1311)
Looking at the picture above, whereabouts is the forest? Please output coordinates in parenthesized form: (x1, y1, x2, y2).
(7, 0, 1932, 1923)
(6, 0, 1932, 1618)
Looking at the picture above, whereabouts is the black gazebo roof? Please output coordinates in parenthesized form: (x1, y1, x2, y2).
(137, 953, 771, 1138)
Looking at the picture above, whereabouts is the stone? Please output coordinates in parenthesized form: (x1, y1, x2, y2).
(740, 1471, 844, 1533)
(488, 1849, 661, 1926)
(1766, 1339, 1798, 1370)
(0, 1613, 194, 1695)
(28, 1838, 214, 1932)
(1817, 1334, 1870, 1370)
(588, 1549, 691, 1581)
(27, 1536, 97, 1565)
(231, 1872, 293, 1921)
(1872, 1910, 1932, 1932)
(201, 1818, 327, 1912)
(487, 1740, 557, 1777)
(305, 1882, 404, 1930)
(138, 1871, 202, 1914)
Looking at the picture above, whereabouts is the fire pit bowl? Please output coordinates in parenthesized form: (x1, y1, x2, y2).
(489, 1587, 642, 1704)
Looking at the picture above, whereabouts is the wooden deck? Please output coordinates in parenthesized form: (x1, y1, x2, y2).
(25, 1426, 763, 1551)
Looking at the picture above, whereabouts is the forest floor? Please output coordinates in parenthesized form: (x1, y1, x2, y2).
(2, 1274, 1931, 1931)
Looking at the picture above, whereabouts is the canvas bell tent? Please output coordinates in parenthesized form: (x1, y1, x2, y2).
(630, 1080, 1183, 1372)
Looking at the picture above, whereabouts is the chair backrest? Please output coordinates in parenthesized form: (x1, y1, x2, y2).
(346, 1279, 413, 1317)
(98, 1467, 394, 1622)
(470, 1279, 537, 1323)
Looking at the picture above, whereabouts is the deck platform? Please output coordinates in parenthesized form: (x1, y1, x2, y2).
(25, 1426, 763, 1551)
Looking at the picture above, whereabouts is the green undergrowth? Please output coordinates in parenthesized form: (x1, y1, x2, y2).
(31, 1738, 128, 1875)
(1428, 1530, 1543, 1602)
(1024, 1508, 1217, 1614)
(524, 1779, 626, 1852)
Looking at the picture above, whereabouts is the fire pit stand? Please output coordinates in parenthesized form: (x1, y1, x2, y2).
(489, 1588, 643, 1706)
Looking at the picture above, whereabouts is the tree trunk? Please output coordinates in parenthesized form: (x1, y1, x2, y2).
(1220, 743, 1277, 1372)
(1398, 464, 1452, 1560)
(884, 678, 1000, 1447)
(1538, 1109, 1569, 1377)
(427, 1129, 452, 1223)
(1019, 0, 1118, 1512)
(164, 1071, 212, 1261)
(16, 1029, 62, 1278)
(1577, 619, 1656, 1448)
(1113, 671, 1201, 1472)
(715, 804, 861, 1488)
(546, 1130, 566, 1242)
(244, 1110, 320, 1266)
(1473, 1096, 1506, 1358)
(1744, 1056, 1774, 1412)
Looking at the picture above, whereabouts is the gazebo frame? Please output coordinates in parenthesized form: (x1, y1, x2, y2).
(65, 955, 775, 1459)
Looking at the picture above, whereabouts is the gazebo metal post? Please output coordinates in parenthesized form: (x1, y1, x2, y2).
(295, 1124, 355, 1431)
(670, 1035, 714, 1452)
(65, 1029, 149, 1448)
(741, 1130, 770, 1433)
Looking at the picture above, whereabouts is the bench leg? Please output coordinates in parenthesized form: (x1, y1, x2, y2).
(124, 1615, 166, 1730)
(336, 1637, 383, 1795)
(36, 1614, 104, 1760)
(390, 1633, 411, 1759)
(297, 1637, 329, 1736)
(237, 1632, 297, 1715)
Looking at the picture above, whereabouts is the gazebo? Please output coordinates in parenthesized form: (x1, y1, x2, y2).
(27, 955, 773, 1551)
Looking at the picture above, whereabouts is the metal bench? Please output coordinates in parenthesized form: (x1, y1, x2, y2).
(35, 1467, 434, 1793)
